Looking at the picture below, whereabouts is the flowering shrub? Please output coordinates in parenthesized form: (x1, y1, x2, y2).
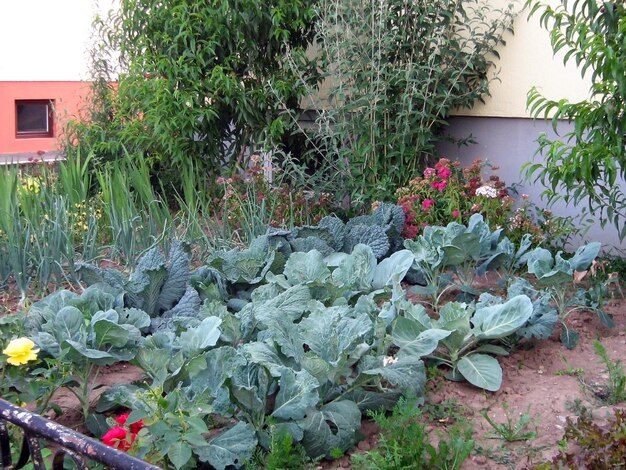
(217, 155, 332, 229)
(102, 412, 144, 452)
(396, 158, 514, 238)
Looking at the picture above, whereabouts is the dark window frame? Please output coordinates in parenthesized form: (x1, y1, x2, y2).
(15, 99, 54, 139)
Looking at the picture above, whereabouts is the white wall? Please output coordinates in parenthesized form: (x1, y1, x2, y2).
(463, 0, 592, 118)
(0, 0, 117, 81)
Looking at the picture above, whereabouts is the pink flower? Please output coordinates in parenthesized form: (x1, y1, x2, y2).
(437, 167, 451, 179)
(452, 210, 460, 218)
(423, 167, 436, 179)
(422, 199, 435, 211)
(216, 176, 226, 185)
(431, 180, 447, 191)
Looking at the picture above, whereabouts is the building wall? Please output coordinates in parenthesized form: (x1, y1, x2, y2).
(0, 81, 91, 157)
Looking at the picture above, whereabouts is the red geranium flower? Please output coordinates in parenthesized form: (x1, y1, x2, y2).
(114, 413, 144, 434)
(102, 427, 134, 451)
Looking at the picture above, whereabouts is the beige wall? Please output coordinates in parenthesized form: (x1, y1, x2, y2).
(460, 1, 592, 118)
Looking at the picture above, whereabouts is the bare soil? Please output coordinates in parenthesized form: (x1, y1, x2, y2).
(4, 276, 626, 469)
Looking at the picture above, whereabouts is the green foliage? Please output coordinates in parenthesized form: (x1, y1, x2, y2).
(26, 287, 150, 418)
(70, 0, 319, 187)
(404, 214, 511, 308)
(539, 408, 626, 469)
(393, 295, 532, 391)
(289, 0, 515, 203)
(259, 427, 312, 470)
(351, 397, 474, 470)
(525, 0, 626, 240)
(480, 404, 537, 442)
(525, 242, 612, 348)
(592, 340, 626, 404)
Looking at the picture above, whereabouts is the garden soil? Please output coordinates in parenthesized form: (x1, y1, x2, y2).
(4, 276, 626, 470)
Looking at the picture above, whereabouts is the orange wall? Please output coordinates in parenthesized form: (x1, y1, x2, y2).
(0, 81, 92, 154)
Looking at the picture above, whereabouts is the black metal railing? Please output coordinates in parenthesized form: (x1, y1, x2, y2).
(0, 399, 161, 470)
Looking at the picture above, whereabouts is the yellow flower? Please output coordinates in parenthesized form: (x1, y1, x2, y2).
(21, 177, 41, 194)
(2, 338, 39, 366)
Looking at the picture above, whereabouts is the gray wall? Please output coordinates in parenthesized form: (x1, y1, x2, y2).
(436, 116, 625, 252)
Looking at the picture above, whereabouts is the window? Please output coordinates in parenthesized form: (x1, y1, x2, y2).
(15, 100, 54, 138)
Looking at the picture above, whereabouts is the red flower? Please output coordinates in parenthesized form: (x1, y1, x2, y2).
(102, 427, 134, 451)
(422, 199, 435, 211)
(114, 413, 144, 434)
(452, 210, 460, 218)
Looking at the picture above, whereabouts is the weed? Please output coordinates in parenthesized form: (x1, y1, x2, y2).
(590, 340, 626, 404)
(480, 404, 537, 442)
(422, 399, 471, 425)
(351, 397, 474, 470)
(555, 353, 584, 377)
(564, 398, 587, 416)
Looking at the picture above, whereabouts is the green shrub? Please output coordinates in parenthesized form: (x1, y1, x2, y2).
(526, 0, 626, 240)
(289, 0, 515, 203)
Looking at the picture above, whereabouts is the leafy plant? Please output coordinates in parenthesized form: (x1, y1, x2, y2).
(404, 214, 509, 308)
(525, 242, 612, 348)
(591, 340, 626, 404)
(525, 0, 626, 240)
(394, 295, 533, 391)
(70, 0, 319, 190)
(538, 408, 626, 469)
(286, 0, 515, 203)
(480, 404, 537, 442)
(76, 240, 201, 332)
(351, 397, 474, 470)
(26, 287, 150, 419)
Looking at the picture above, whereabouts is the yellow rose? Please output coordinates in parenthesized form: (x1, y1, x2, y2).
(2, 338, 39, 366)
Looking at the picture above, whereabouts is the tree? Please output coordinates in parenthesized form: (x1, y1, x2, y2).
(68, 0, 319, 187)
(526, 0, 626, 239)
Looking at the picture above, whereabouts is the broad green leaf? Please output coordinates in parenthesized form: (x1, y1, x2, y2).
(93, 318, 131, 348)
(179, 316, 222, 357)
(569, 242, 601, 271)
(53, 306, 85, 343)
(472, 295, 533, 339)
(195, 422, 257, 470)
(299, 308, 372, 366)
(168, 441, 192, 469)
(392, 318, 450, 358)
(241, 342, 289, 377)
(64, 340, 117, 366)
(560, 327, 580, 349)
(298, 401, 361, 458)
(362, 356, 426, 395)
(372, 249, 414, 290)
(457, 353, 502, 391)
(332, 244, 376, 291)
(272, 369, 319, 420)
(283, 250, 331, 284)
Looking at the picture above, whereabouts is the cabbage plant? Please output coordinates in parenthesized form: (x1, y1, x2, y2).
(526, 241, 612, 348)
(26, 286, 150, 419)
(393, 295, 533, 391)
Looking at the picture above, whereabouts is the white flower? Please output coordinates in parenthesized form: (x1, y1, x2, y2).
(475, 185, 498, 198)
(383, 356, 398, 367)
